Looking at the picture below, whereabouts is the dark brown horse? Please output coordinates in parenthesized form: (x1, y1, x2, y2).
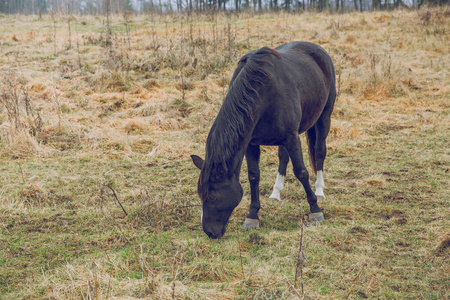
(191, 41, 336, 239)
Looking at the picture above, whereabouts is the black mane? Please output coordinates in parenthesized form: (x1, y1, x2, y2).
(198, 47, 281, 200)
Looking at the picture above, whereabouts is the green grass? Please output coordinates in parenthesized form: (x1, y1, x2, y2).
(1, 126, 447, 298)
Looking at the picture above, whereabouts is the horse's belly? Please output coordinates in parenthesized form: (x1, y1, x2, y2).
(250, 121, 290, 146)
(249, 136, 284, 146)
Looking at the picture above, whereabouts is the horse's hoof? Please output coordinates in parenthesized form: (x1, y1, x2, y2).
(269, 190, 281, 201)
(308, 212, 325, 223)
(243, 218, 260, 230)
(316, 195, 325, 202)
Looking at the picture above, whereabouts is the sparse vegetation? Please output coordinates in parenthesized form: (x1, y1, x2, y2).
(0, 8, 449, 299)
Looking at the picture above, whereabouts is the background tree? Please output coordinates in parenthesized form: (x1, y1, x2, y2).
(0, 0, 448, 14)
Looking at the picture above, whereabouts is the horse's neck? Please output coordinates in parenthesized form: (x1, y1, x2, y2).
(207, 114, 253, 179)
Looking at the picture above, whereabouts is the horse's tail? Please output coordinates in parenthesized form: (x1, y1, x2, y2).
(306, 127, 317, 175)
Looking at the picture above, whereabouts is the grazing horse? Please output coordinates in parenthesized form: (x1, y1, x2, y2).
(191, 41, 336, 239)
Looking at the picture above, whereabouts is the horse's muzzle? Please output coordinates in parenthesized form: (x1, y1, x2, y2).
(204, 226, 226, 239)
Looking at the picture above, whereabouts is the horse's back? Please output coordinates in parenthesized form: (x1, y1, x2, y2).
(250, 42, 336, 144)
(275, 41, 335, 87)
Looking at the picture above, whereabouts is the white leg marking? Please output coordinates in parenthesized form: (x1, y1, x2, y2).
(201, 204, 203, 223)
(315, 170, 325, 199)
(269, 173, 285, 201)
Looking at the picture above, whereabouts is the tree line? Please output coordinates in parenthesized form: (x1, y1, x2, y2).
(0, 0, 447, 14)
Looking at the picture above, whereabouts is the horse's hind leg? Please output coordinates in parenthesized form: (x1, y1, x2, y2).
(314, 97, 334, 201)
(269, 146, 289, 201)
(284, 134, 323, 221)
(314, 121, 329, 201)
(307, 122, 328, 201)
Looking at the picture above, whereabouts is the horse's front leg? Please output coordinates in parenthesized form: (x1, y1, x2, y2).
(285, 134, 324, 222)
(243, 144, 261, 230)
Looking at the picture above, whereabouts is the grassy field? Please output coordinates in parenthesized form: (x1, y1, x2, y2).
(0, 8, 449, 299)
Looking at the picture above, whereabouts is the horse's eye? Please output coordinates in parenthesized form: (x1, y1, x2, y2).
(207, 194, 218, 202)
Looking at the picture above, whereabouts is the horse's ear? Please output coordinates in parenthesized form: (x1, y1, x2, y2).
(191, 155, 204, 170)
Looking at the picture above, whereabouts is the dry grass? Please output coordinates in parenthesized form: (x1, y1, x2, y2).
(0, 8, 449, 299)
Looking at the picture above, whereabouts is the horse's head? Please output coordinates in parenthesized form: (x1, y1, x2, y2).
(191, 155, 243, 239)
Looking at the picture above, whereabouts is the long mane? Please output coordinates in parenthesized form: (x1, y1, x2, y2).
(198, 47, 281, 201)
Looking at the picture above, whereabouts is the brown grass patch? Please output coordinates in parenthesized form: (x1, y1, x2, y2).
(434, 234, 450, 257)
(0, 129, 43, 158)
(130, 138, 156, 154)
(20, 184, 47, 206)
(124, 118, 150, 134)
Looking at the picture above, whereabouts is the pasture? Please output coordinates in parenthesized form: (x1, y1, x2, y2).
(0, 8, 449, 299)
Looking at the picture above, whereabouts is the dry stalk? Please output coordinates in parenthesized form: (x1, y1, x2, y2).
(75, 25, 83, 69)
(236, 224, 245, 279)
(180, 72, 186, 103)
(106, 277, 112, 299)
(51, 12, 57, 55)
(93, 266, 99, 300)
(1, 71, 42, 145)
(294, 212, 305, 296)
(139, 244, 155, 277)
(370, 52, 378, 88)
(344, 265, 366, 299)
(98, 182, 129, 241)
(171, 249, 185, 300)
(171, 260, 176, 299)
(18, 163, 26, 185)
(86, 279, 91, 300)
(104, 0, 114, 64)
(189, 22, 194, 49)
(213, 22, 217, 54)
(1, 217, 11, 234)
(123, 12, 132, 51)
(221, 69, 226, 99)
(287, 279, 304, 300)
(22, 87, 31, 116)
(226, 22, 233, 60)
(67, 15, 72, 50)
(1, 71, 21, 131)
(51, 82, 63, 133)
(337, 59, 342, 101)
(102, 184, 128, 216)
(246, 21, 250, 46)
